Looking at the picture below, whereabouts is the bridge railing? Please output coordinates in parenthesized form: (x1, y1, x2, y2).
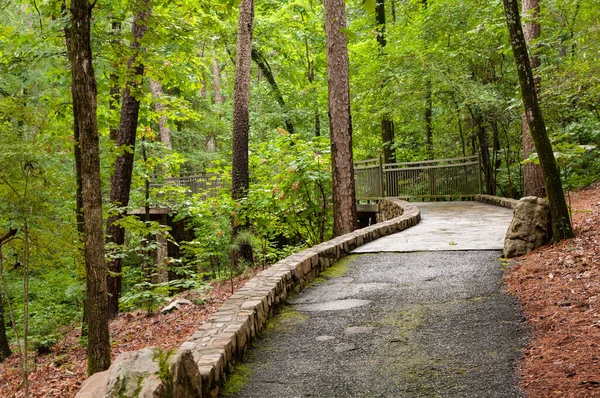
(355, 155, 481, 200)
(150, 173, 223, 200)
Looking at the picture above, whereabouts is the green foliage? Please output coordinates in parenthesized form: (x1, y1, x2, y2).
(246, 132, 333, 248)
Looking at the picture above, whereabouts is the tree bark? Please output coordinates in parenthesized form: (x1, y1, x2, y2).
(231, 0, 255, 264)
(0, 229, 16, 362)
(503, 0, 574, 241)
(473, 112, 495, 195)
(105, 0, 151, 319)
(213, 56, 224, 105)
(149, 78, 172, 148)
(521, 0, 546, 197)
(422, 0, 433, 161)
(251, 48, 294, 134)
(65, 0, 111, 374)
(208, 55, 224, 152)
(0, 292, 10, 362)
(376, 0, 395, 164)
(324, 0, 357, 236)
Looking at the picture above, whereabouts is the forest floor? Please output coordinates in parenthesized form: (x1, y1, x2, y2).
(0, 267, 261, 397)
(506, 181, 600, 397)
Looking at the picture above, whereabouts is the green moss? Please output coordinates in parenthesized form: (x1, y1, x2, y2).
(320, 254, 358, 279)
(264, 307, 308, 333)
(381, 304, 429, 339)
(305, 277, 326, 289)
(221, 363, 252, 396)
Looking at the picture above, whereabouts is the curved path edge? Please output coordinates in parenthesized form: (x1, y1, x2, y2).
(77, 199, 421, 398)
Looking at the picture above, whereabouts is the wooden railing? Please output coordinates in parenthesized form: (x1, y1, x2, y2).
(355, 155, 481, 200)
(150, 173, 223, 200)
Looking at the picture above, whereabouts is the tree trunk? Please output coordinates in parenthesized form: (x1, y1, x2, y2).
(251, 48, 294, 134)
(65, 0, 111, 375)
(521, 0, 546, 197)
(324, 0, 357, 236)
(376, 0, 395, 164)
(105, 0, 151, 319)
(0, 229, 16, 362)
(231, 0, 255, 265)
(424, 81, 433, 160)
(208, 55, 224, 152)
(474, 114, 495, 195)
(109, 21, 121, 143)
(213, 56, 224, 105)
(149, 78, 172, 148)
(0, 292, 10, 362)
(503, 0, 574, 241)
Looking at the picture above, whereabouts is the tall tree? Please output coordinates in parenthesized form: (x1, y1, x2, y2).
(502, 0, 574, 241)
(149, 78, 172, 148)
(521, 0, 546, 197)
(64, 0, 111, 374)
(0, 229, 17, 362)
(376, 0, 396, 164)
(251, 47, 295, 134)
(422, 0, 434, 161)
(231, 0, 255, 264)
(105, 0, 152, 318)
(324, 0, 357, 236)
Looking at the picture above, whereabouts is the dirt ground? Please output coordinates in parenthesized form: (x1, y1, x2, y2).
(0, 268, 260, 398)
(506, 182, 600, 397)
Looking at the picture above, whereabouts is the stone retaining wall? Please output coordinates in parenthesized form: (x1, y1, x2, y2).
(77, 199, 420, 398)
(474, 194, 519, 210)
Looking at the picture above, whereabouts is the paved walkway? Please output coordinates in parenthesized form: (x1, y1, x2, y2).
(221, 202, 526, 398)
(355, 202, 514, 253)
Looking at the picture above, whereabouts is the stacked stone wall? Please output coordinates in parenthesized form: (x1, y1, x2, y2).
(77, 199, 420, 398)
(474, 194, 519, 210)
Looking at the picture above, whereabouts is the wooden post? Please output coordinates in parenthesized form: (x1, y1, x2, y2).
(478, 153, 483, 195)
(378, 154, 385, 198)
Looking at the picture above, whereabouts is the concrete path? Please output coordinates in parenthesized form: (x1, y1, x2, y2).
(221, 202, 526, 398)
(354, 202, 513, 253)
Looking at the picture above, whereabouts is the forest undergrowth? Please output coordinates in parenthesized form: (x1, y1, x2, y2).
(506, 182, 600, 397)
(0, 268, 260, 398)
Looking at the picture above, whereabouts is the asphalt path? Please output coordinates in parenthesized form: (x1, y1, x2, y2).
(221, 203, 526, 398)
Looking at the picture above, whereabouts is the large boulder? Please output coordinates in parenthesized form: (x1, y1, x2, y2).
(76, 347, 202, 398)
(504, 196, 551, 258)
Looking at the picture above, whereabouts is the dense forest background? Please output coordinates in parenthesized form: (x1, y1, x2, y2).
(0, 0, 598, 375)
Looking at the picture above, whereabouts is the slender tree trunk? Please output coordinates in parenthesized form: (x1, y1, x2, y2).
(213, 56, 224, 105)
(324, 0, 357, 236)
(521, 0, 546, 197)
(422, 0, 433, 161)
(474, 114, 495, 195)
(424, 81, 433, 160)
(109, 21, 121, 143)
(0, 292, 10, 362)
(0, 229, 16, 362)
(231, 0, 255, 265)
(208, 55, 224, 152)
(65, 0, 111, 374)
(303, 27, 320, 137)
(376, 0, 395, 164)
(105, 0, 151, 319)
(251, 48, 294, 134)
(149, 78, 172, 148)
(503, 0, 574, 241)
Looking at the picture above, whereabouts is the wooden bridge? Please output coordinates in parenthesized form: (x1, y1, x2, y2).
(354, 155, 482, 200)
(151, 155, 481, 202)
(150, 173, 222, 199)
